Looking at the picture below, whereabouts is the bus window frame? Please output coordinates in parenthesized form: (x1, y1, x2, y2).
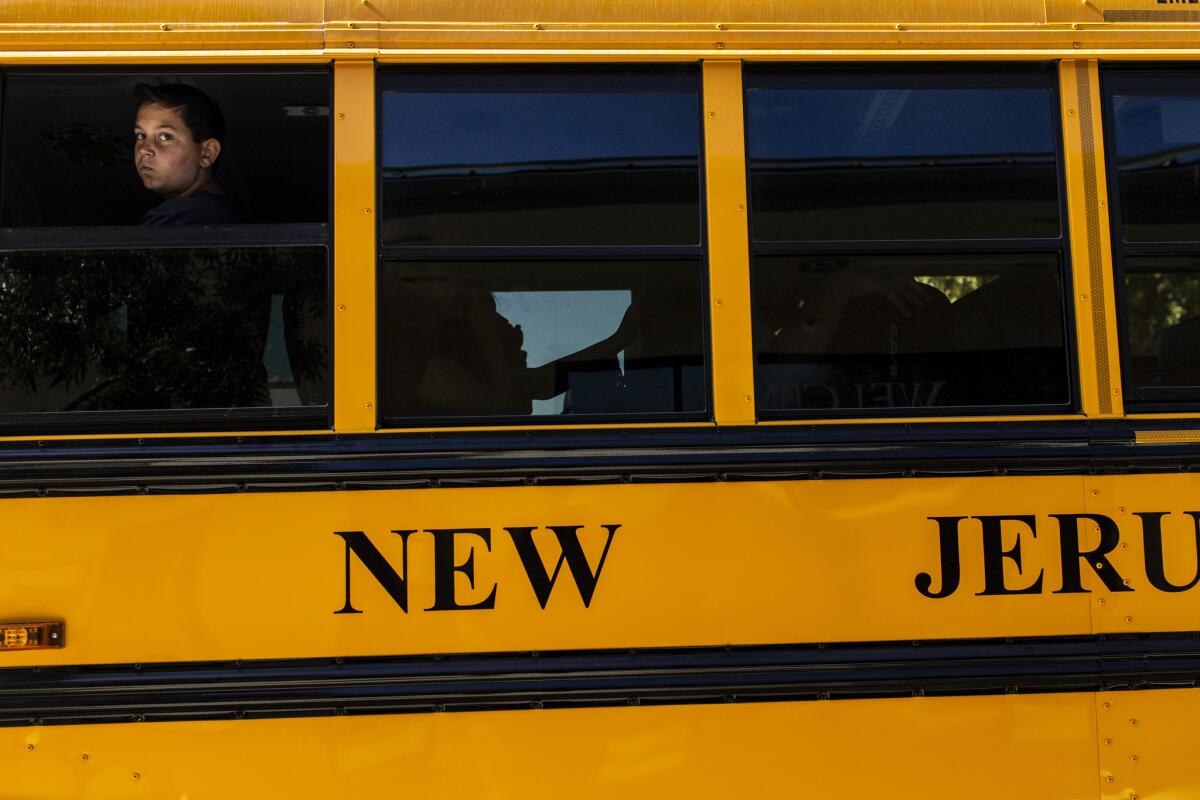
(0, 64, 335, 436)
(742, 62, 1080, 420)
(1101, 64, 1200, 413)
(374, 63, 714, 429)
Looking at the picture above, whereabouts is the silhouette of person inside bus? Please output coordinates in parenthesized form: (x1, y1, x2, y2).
(133, 83, 242, 225)
(383, 283, 640, 417)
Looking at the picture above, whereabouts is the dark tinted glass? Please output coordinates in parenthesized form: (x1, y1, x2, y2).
(1, 72, 329, 226)
(1121, 255, 1200, 392)
(380, 70, 701, 246)
(745, 70, 1061, 241)
(0, 247, 327, 412)
(381, 260, 705, 418)
(753, 253, 1068, 411)
(1109, 83, 1200, 242)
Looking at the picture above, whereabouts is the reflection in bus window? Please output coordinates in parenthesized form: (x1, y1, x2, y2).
(1122, 256, 1200, 390)
(381, 261, 705, 419)
(745, 73, 1060, 242)
(1111, 91, 1200, 243)
(745, 66, 1072, 415)
(380, 70, 701, 247)
(0, 247, 327, 412)
(1106, 70, 1200, 407)
(754, 254, 1068, 410)
(378, 67, 709, 422)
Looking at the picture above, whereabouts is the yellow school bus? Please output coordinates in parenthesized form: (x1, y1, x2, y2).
(4, 0, 1200, 796)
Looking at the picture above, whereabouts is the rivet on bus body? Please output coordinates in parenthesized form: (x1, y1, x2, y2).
(1121, 543, 1128, 549)
(1095, 562, 1104, 570)
(534, 23, 544, 30)
(81, 753, 88, 761)
(1130, 718, 1137, 726)
(715, 23, 724, 30)
(348, 22, 356, 29)
(364, 207, 373, 214)
(1091, 489, 1099, 496)
(1123, 578, 1131, 586)
(1131, 755, 1139, 763)
(716, 42, 725, 49)
(1105, 775, 1114, 783)
(337, 304, 346, 312)
(25, 743, 33, 750)
(708, 111, 716, 118)
(161, 24, 170, 31)
(715, 298, 722, 306)
(1104, 738, 1112, 746)
(1104, 702, 1112, 709)
(347, 42, 356, 48)
(365, 402, 373, 409)
(1074, 42, 1082, 48)
(1119, 506, 1126, 513)
(1125, 616, 1133, 623)
(338, 112, 346, 120)
(745, 395, 752, 402)
(132, 773, 140, 780)
(737, 204, 744, 211)
(896, 24, 906, 31)
(1098, 598, 1105, 605)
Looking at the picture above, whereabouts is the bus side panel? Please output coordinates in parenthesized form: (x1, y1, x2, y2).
(1097, 688, 1200, 800)
(0, 474, 1107, 666)
(0, 693, 1099, 799)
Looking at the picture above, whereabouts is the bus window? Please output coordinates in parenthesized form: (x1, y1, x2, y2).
(0, 70, 330, 431)
(1105, 70, 1200, 409)
(744, 66, 1073, 416)
(378, 68, 708, 422)
(1, 72, 328, 226)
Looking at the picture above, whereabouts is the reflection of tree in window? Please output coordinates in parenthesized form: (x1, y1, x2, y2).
(0, 248, 325, 412)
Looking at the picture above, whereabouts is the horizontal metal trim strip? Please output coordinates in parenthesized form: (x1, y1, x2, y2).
(0, 223, 329, 250)
(2, 634, 1198, 728)
(0, 420, 1187, 496)
(378, 245, 703, 260)
(750, 238, 1064, 255)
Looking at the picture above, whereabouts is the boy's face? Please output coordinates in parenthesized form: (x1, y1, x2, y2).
(134, 102, 219, 199)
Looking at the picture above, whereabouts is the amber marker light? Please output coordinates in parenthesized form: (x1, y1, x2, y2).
(0, 622, 63, 651)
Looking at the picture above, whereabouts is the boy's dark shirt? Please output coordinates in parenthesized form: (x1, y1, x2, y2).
(127, 188, 268, 408)
(140, 190, 241, 225)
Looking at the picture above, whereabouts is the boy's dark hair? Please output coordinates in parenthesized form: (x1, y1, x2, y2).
(132, 83, 225, 145)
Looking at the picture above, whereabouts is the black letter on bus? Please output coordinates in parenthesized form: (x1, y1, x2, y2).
(1051, 514, 1132, 593)
(506, 524, 620, 608)
(334, 530, 417, 614)
(976, 515, 1044, 596)
(427, 528, 498, 611)
(1137, 511, 1200, 593)
(915, 516, 965, 599)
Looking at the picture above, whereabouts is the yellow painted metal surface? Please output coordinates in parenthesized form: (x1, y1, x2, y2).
(0, 474, 1134, 667)
(1096, 689, 1200, 800)
(0, 1, 1200, 55)
(1081, 474, 1200, 634)
(0, 692, 1098, 799)
(702, 61, 756, 425)
(1060, 59, 1123, 418)
(332, 59, 377, 433)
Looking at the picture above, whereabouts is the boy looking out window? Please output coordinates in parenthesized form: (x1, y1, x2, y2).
(133, 83, 241, 225)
